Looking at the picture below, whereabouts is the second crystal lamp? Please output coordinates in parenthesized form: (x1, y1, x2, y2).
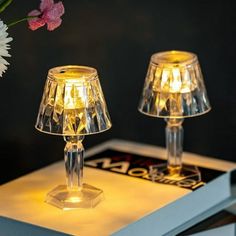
(35, 65, 112, 209)
(138, 51, 211, 177)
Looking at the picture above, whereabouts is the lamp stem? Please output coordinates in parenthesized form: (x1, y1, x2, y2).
(64, 136, 84, 191)
(165, 118, 184, 175)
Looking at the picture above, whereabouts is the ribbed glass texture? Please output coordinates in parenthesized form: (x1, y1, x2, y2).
(138, 51, 211, 118)
(35, 65, 112, 136)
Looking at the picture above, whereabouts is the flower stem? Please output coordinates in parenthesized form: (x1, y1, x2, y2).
(7, 16, 36, 27)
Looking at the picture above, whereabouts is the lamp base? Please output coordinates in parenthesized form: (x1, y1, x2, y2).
(149, 164, 203, 190)
(45, 183, 103, 210)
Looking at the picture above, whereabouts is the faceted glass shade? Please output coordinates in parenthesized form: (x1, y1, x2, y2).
(35, 65, 112, 136)
(138, 51, 211, 118)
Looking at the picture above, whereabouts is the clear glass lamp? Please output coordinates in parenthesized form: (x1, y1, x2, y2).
(138, 51, 211, 177)
(35, 65, 112, 209)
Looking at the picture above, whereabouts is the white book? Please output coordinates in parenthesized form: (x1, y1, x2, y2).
(0, 139, 235, 236)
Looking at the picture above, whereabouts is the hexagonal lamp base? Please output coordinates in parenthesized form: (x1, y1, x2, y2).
(45, 183, 103, 210)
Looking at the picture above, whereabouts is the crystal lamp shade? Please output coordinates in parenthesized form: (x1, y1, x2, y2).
(138, 51, 211, 118)
(35, 65, 112, 136)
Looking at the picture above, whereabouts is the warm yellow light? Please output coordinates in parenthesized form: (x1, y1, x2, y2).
(160, 68, 170, 90)
(155, 50, 196, 65)
(64, 85, 85, 109)
(66, 196, 83, 203)
(51, 65, 97, 82)
(153, 52, 198, 94)
(157, 67, 194, 94)
(170, 68, 182, 92)
(36, 65, 112, 136)
(139, 50, 211, 118)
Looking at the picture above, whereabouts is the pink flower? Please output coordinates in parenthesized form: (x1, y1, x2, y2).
(28, 0, 65, 31)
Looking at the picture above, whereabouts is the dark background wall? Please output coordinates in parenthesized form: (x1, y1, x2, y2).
(0, 0, 236, 184)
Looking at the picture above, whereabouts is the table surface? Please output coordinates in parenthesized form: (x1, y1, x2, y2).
(1, 140, 236, 236)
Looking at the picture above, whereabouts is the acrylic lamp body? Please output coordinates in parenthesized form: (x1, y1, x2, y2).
(138, 51, 211, 176)
(35, 65, 112, 209)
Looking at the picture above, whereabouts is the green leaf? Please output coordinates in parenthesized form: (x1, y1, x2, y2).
(0, 0, 13, 13)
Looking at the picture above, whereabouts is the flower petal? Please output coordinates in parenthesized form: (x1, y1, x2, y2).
(28, 17, 45, 31)
(0, 20, 12, 77)
(53, 2, 65, 17)
(46, 18, 62, 31)
(40, 0, 54, 12)
(28, 9, 41, 17)
(44, 2, 65, 21)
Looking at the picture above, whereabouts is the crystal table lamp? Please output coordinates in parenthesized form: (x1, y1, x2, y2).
(138, 51, 211, 176)
(35, 65, 112, 209)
